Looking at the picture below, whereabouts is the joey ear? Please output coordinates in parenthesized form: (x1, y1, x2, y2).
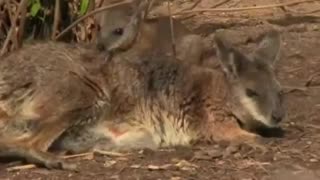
(214, 33, 246, 79)
(253, 30, 281, 66)
(131, 0, 152, 18)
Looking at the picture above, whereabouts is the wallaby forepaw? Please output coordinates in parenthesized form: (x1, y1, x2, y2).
(243, 137, 268, 153)
(223, 136, 268, 157)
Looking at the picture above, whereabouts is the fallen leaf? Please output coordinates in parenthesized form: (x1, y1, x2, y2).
(175, 160, 198, 171)
(130, 164, 142, 169)
(193, 149, 223, 160)
(170, 177, 182, 180)
(147, 164, 172, 170)
(104, 160, 117, 168)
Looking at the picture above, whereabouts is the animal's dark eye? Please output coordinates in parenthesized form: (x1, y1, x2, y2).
(246, 89, 259, 97)
(278, 90, 284, 101)
(112, 28, 124, 35)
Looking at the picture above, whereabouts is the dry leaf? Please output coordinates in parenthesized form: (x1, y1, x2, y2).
(193, 149, 223, 160)
(147, 164, 172, 170)
(130, 164, 142, 169)
(104, 160, 117, 168)
(170, 177, 182, 180)
(175, 160, 198, 171)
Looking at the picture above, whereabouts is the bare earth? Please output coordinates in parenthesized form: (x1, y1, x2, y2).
(1, 0, 320, 179)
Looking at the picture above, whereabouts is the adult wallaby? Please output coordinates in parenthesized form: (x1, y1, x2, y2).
(0, 29, 285, 170)
(95, 0, 209, 65)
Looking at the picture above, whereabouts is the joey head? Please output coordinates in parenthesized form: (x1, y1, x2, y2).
(95, 0, 208, 65)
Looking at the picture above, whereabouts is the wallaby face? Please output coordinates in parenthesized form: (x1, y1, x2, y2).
(96, 4, 134, 51)
(215, 30, 284, 132)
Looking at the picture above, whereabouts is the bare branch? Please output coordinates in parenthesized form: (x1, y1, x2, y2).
(173, 0, 319, 15)
(0, 0, 28, 56)
(167, 1, 176, 60)
(52, 0, 61, 40)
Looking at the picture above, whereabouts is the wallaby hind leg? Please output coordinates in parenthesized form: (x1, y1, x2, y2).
(0, 141, 76, 170)
(176, 34, 207, 65)
(0, 109, 87, 170)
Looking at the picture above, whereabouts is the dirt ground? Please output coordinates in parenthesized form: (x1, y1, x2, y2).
(1, 0, 320, 179)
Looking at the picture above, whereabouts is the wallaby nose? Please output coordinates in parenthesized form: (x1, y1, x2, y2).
(96, 43, 106, 51)
(272, 115, 282, 123)
(272, 110, 284, 123)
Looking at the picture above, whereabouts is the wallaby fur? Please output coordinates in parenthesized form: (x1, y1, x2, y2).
(95, 0, 209, 65)
(0, 30, 285, 170)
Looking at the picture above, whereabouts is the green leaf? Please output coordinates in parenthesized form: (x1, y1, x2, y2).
(30, 0, 41, 17)
(80, 0, 89, 16)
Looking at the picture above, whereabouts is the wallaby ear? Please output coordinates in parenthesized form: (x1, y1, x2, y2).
(253, 30, 281, 66)
(214, 33, 247, 79)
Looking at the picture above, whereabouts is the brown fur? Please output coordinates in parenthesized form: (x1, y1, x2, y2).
(0, 30, 285, 170)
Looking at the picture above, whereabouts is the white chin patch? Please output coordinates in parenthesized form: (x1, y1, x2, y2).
(239, 96, 277, 127)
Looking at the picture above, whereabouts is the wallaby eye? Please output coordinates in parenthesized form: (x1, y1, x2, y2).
(246, 88, 259, 97)
(112, 28, 124, 35)
(97, 25, 101, 32)
(278, 90, 284, 101)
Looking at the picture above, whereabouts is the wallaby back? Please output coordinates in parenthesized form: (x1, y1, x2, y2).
(0, 30, 285, 170)
(80, 29, 285, 151)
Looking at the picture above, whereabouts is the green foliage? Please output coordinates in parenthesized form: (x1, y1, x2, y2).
(80, 0, 90, 16)
(29, 0, 42, 17)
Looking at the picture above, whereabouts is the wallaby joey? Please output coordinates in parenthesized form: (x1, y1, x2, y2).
(95, 0, 208, 65)
(0, 30, 284, 170)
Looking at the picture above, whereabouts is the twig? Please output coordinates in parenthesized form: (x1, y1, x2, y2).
(16, 0, 28, 49)
(282, 6, 320, 15)
(179, 0, 202, 11)
(282, 85, 308, 94)
(4, 0, 18, 48)
(51, 0, 61, 40)
(62, 152, 93, 159)
(305, 72, 320, 87)
(176, 0, 231, 20)
(306, 124, 320, 130)
(167, 1, 176, 60)
(6, 164, 36, 172)
(211, 0, 232, 8)
(94, 149, 129, 157)
(6, 152, 95, 171)
(55, 0, 133, 40)
(0, 0, 28, 56)
(173, 0, 319, 15)
(144, 0, 155, 19)
(278, 0, 320, 15)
